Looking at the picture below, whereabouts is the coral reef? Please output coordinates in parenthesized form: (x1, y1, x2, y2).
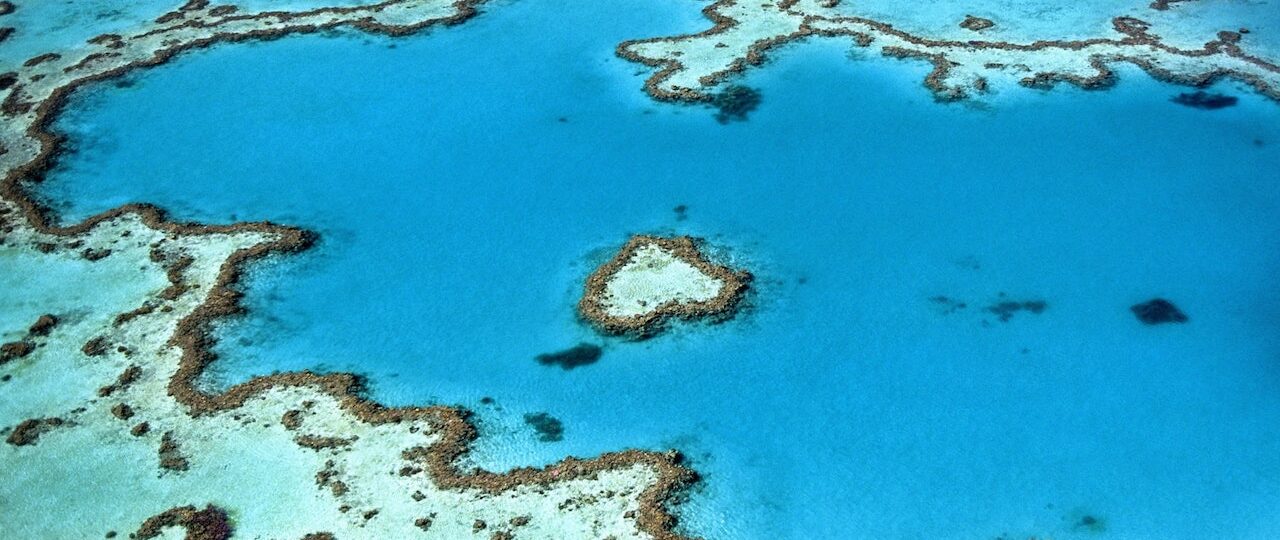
(0, 1, 701, 537)
(615, 0, 1280, 103)
(579, 235, 751, 337)
(134, 505, 232, 540)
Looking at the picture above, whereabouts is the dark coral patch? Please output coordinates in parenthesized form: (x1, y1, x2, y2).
(535, 343, 603, 370)
(1131, 298, 1188, 325)
(710, 85, 761, 123)
(524, 412, 565, 442)
(28, 314, 58, 336)
(1072, 513, 1108, 533)
(0, 340, 34, 363)
(1172, 91, 1238, 110)
(6, 417, 66, 446)
(158, 432, 190, 471)
(929, 295, 967, 315)
(986, 299, 1047, 322)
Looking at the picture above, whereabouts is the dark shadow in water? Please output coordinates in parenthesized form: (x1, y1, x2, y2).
(1130, 298, 1188, 325)
(523, 412, 564, 442)
(535, 343, 602, 370)
(674, 204, 688, 221)
(711, 85, 762, 123)
(1171, 91, 1238, 110)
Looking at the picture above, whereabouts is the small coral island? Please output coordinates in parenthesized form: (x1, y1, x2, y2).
(579, 235, 751, 337)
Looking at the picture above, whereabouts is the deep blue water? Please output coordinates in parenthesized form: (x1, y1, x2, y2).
(37, 0, 1280, 537)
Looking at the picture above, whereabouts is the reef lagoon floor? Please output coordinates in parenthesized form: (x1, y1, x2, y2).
(4, 0, 1280, 538)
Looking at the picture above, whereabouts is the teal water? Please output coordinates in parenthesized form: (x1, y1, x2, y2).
(34, 0, 1280, 537)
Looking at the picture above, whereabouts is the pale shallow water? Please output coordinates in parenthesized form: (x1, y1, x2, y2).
(0, 0, 180, 69)
(29, 0, 1280, 537)
(830, 0, 1279, 52)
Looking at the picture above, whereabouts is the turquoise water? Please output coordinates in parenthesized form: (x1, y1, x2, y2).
(35, 0, 1280, 537)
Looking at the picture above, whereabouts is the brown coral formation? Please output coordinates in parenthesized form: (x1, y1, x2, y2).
(22, 53, 60, 68)
(88, 34, 127, 49)
(114, 302, 158, 326)
(0, 314, 61, 364)
(0, 339, 33, 363)
(6, 417, 65, 446)
(294, 435, 354, 450)
(578, 235, 751, 336)
(615, 0, 1280, 103)
(82, 335, 109, 357)
(111, 403, 135, 420)
(27, 313, 57, 335)
(134, 505, 231, 540)
(959, 15, 995, 32)
(1150, 0, 1195, 10)
(97, 364, 141, 397)
(281, 409, 303, 430)
(159, 431, 190, 471)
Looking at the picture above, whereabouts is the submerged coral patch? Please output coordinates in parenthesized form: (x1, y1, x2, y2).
(1172, 91, 1238, 109)
(536, 343, 603, 370)
(710, 85, 761, 123)
(1071, 512, 1108, 533)
(985, 298, 1047, 322)
(1131, 298, 1188, 324)
(524, 412, 565, 442)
